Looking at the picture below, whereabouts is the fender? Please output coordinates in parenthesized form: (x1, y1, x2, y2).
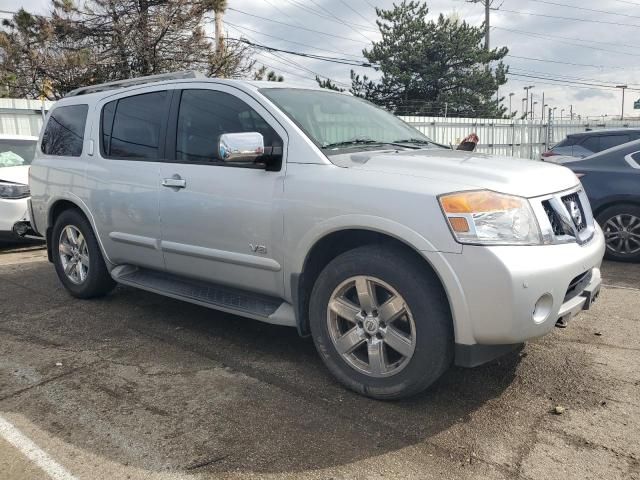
(46, 192, 116, 268)
(287, 214, 473, 344)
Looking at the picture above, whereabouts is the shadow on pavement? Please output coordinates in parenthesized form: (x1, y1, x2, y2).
(0, 260, 522, 475)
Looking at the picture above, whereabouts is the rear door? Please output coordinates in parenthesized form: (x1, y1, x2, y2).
(84, 87, 172, 269)
(157, 85, 288, 296)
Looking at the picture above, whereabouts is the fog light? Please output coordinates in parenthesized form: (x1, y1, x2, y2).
(532, 294, 553, 324)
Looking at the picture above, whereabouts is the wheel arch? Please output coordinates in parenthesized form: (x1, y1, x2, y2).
(292, 227, 461, 339)
(46, 196, 111, 266)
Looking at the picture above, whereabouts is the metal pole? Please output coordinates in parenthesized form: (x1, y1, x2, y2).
(616, 85, 627, 120)
(485, 0, 490, 50)
(541, 92, 545, 120)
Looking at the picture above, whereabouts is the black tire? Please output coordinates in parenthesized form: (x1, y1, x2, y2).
(52, 209, 116, 298)
(309, 244, 453, 400)
(596, 204, 640, 263)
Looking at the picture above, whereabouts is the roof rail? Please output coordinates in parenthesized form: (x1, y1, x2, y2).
(64, 71, 206, 97)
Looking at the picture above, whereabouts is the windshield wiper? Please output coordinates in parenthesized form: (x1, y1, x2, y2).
(391, 138, 434, 146)
(321, 138, 382, 149)
(322, 138, 425, 150)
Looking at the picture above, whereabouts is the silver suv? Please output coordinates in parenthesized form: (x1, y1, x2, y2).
(28, 72, 605, 399)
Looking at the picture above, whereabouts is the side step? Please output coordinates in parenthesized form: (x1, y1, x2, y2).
(111, 266, 296, 327)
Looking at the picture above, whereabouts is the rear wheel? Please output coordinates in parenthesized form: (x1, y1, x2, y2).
(52, 209, 116, 298)
(309, 244, 453, 400)
(596, 204, 640, 263)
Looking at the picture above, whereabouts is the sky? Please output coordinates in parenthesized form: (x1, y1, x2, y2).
(3, 0, 639, 119)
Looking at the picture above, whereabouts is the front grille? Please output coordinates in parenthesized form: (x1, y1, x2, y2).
(543, 200, 565, 236)
(564, 270, 592, 302)
(562, 193, 586, 232)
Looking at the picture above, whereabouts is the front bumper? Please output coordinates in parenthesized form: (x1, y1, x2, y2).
(443, 224, 605, 348)
(0, 198, 29, 237)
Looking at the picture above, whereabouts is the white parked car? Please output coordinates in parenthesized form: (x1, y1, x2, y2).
(0, 134, 38, 242)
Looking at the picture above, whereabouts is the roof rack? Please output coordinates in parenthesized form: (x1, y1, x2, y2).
(64, 71, 206, 97)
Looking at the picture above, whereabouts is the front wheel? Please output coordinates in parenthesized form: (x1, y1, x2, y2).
(309, 244, 453, 400)
(52, 209, 116, 298)
(597, 204, 640, 263)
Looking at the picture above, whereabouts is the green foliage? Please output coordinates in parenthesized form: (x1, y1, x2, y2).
(0, 0, 254, 99)
(315, 76, 345, 92)
(352, 1, 509, 118)
(253, 65, 284, 82)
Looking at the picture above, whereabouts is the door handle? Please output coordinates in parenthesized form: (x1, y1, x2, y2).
(161, 177, 186, 189)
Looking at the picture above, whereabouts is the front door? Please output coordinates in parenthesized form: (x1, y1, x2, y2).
(158, 86, 287, 297)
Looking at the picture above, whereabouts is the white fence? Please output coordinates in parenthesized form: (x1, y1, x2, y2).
(402, 116, 640, 160)
(0, 98, 53, 137)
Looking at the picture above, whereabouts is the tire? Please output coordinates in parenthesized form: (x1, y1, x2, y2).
(52, 209, 116, 298)
(596, 204, 640, 263)
(309, 244, 453, 400)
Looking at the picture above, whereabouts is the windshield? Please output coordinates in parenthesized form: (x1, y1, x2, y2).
(0, 139, 37, 168)
(259, 88, 438, 153)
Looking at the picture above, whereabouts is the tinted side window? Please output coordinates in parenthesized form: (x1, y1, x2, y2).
(581, 136, 600, 153)
(175, 89, 282, 165)
(600, 135, 629, 151)
(41, 105, 88, 156)
(104, 91, 169, 159)
(555, 137, 577, 148)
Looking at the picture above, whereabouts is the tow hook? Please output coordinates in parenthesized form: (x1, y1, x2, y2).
(555, 316, 568, 328)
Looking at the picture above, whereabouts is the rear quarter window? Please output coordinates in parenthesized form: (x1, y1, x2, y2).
(41, 104, 88, 157)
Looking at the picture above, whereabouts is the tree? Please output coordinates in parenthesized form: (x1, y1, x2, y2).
(0, 0, 255, 99)
(315, 76, 344, 92)
(253, 65, 284, 82)
(352, 1, 509, 118)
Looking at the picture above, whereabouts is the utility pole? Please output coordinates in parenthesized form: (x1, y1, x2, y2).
(541, 92, 545, 120)
(524, 85, 534, 120)
(616, 85, 627, 120)
(569, 104, 573, 121)
(509, 92, 514, 118)
(468, 0, 493, 50)
(530, 95, 535, 120)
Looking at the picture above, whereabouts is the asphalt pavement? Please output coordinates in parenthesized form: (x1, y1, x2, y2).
(0, 243, 638, 480)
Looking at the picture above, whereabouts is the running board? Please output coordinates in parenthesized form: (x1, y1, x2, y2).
(111, 266, 296, 327)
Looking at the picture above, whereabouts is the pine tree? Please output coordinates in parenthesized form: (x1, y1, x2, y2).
(352, 1, 509, 118)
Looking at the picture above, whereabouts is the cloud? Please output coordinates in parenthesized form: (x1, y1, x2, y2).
(7, 0, 640, 118)
(572, 89, 615, 101)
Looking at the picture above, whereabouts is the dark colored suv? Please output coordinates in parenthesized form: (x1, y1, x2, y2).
(542, 128, 640, 163)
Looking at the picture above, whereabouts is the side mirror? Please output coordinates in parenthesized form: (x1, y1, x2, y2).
(218, 132, 265, 164)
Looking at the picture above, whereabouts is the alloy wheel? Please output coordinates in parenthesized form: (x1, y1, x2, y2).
(327, 275, 416, 378)
(58, 225, 90, 285)
(603, 214, 640, 256)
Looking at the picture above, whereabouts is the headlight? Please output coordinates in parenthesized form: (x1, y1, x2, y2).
(439, 190, 542, 245)
(0, 182, 30, 199)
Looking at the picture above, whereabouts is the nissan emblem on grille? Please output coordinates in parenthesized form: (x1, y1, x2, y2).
(568, 200, 583, 228)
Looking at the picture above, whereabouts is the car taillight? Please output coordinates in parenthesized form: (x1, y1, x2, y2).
(541, 151, 557, 157)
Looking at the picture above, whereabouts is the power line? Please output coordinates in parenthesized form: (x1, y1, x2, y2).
(494, 28, 640, 60)
(225, 20, 367, 60)
(507, 72, 640, 91)
(227, 8, 370, 44)
(305, 0, 375, 42)
(336, 0, 378, 28)
(509, 67, 640, 88)
(282, 0, 376, 31)
(493, 26, 639, 51)
(507, 54, 625, 70)
(229, 38, 378, 68)
(524, 0, 640, 19)
(495, 8, 640, 29)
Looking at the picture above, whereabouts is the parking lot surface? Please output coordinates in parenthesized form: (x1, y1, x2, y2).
(0, 244, 638, 480)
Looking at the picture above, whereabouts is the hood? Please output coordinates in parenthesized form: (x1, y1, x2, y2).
(0, 165, 29, 185)
(330, 149, 580, 198)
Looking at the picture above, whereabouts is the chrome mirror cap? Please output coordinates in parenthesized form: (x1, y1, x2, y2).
(218, 132, 265, 163)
